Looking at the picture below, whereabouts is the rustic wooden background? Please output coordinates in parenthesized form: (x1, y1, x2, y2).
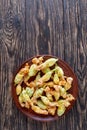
(0, 0, 87, 130)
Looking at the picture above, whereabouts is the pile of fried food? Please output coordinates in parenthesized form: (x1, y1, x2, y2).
(14, 56, 75, 116)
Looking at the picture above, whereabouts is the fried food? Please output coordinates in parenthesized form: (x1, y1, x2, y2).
(14, 56, 75, 116)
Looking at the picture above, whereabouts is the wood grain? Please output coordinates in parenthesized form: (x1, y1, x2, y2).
(0, 0, 87, 130)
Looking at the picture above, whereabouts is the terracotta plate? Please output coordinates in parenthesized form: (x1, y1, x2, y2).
(12, 55, 78, 122)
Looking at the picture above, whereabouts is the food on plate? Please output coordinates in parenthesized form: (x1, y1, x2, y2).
(14, 56, 75, 116)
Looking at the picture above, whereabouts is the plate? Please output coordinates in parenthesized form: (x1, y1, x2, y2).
(12, 55, 78, 121)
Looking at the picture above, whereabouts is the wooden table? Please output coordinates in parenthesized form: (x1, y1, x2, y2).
(0, 0, 87, 130)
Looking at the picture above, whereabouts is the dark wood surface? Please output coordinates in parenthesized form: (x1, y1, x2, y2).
(0, 0, 87, 130)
